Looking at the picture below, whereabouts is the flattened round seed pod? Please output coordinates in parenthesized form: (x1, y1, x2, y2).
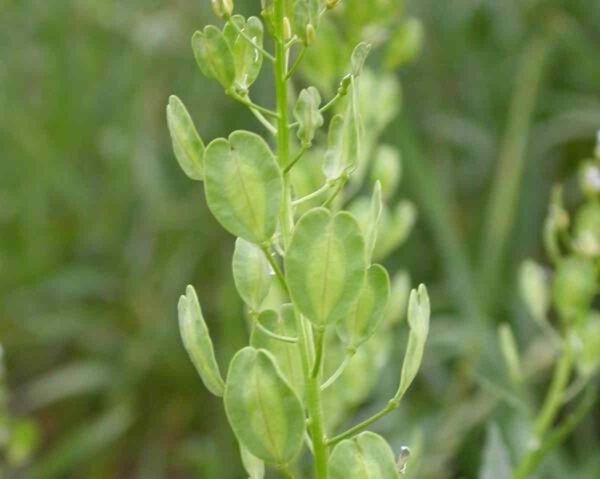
(192, 25, 235, 89)
(232, 238, 272, 311)
(224, 347, 305, 465)
(178, 285, 225, 396)
(250, 308, 304, 400)
(328, 432, 400, 479)
(233, 16, 264, 90)
(166, 95, 205, 181)
(285, 208, 366, 328)
(204, 131, 282, 243)
(337, 264, 390, 350)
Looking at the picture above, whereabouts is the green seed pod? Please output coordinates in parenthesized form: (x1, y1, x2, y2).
(204, 130, 282, 243)
(394, 284, 430, 402)
(578, 161, 600, 199)
(178, 285, 225, 396)
(518, 260, 549, 322)
(295, 0, 320, 45)
(166, 95, 205, 181)
(370, 145, 401, 198)
(224, 347, 304, 465)
(337, 264, 391, 351)
(328, 432, 401, 479)
(350, 42, 371, 78)
(365, 182, 383, 261)
(323, 83, 361, 181)
(232, 238, 272, 311)
(384, 17, 424, 70)
(192, 26, 235, 89)
(250, 307, 304, 399)
(211, 0, 234, 19)
(233, 17, 265, 91)
(294, 86, 324, 146)
(552, 255, 597, 324)
(573, 311, 600, 376)
(498, 323, 522, 385)
(240, 445, 264, 479)
(285, 208, 366, 328)
(573, 202, 600, 258)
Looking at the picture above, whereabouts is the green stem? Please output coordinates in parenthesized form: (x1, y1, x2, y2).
(292, 182, 331, 207)
(479, 36, 550, 307)
(284, 144, 309, 173)
(230, 93, 280, 119)
(512, 387, 596, 479)
(311, 329, 325, 378)
(321, 353, 352, 391)
(286, 47, 306, 80)
(326, 400, 398, 447)
(260, 245, 289, 295)
(254, 320, 298, 343)
(534, 344, 573, 439)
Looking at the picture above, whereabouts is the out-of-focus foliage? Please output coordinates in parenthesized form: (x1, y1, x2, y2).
(1, 0, 599, 478)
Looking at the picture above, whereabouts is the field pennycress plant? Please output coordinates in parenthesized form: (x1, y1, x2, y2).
(168, 1, 429, 478)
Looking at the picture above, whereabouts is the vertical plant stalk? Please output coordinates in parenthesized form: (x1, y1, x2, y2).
(272, 1, 329, 477)
(533, 344, 573, 439)
(512, 386, 596, 479)
(479, 36, 551, 306)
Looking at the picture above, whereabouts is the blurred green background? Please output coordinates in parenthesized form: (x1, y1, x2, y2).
(1, 0, 599, 477)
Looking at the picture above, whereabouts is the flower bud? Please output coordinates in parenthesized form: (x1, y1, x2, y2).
(498, 323, 522, 384)
(338, 74, 352, 95)
(211, 0, 233, 19)
(305, 23, 316, 45)
(573, 202, 600, 258)
(519, 260, 549, 322)
(326, 0, 341, 9)
(552, 255, 597, 325)
(579, 161, 600, 199)
(283, 16, 292, 41)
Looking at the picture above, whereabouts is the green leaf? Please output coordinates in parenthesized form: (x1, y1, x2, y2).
(365, 182, 383, 261)
(328, 431, 400, 479)
(232, 238, 272, 311)
(240, 444, 265, 479)
(250, 306, 304, 399)
(478, 423, 512, 479)
(337, 264, 390, 351)
(166, 95, 205, 181)
(394, 284, 430, 401)
(350, 42, 371, 77)
(233, 17, 264, 90)
(204, 130, 282, 243)
(294, 86, 324, 146)
(285, 208, 366, 328)
(192, 26, 235, 89)
(178, 285, 225, 397)
(224, 347, 304, 465)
